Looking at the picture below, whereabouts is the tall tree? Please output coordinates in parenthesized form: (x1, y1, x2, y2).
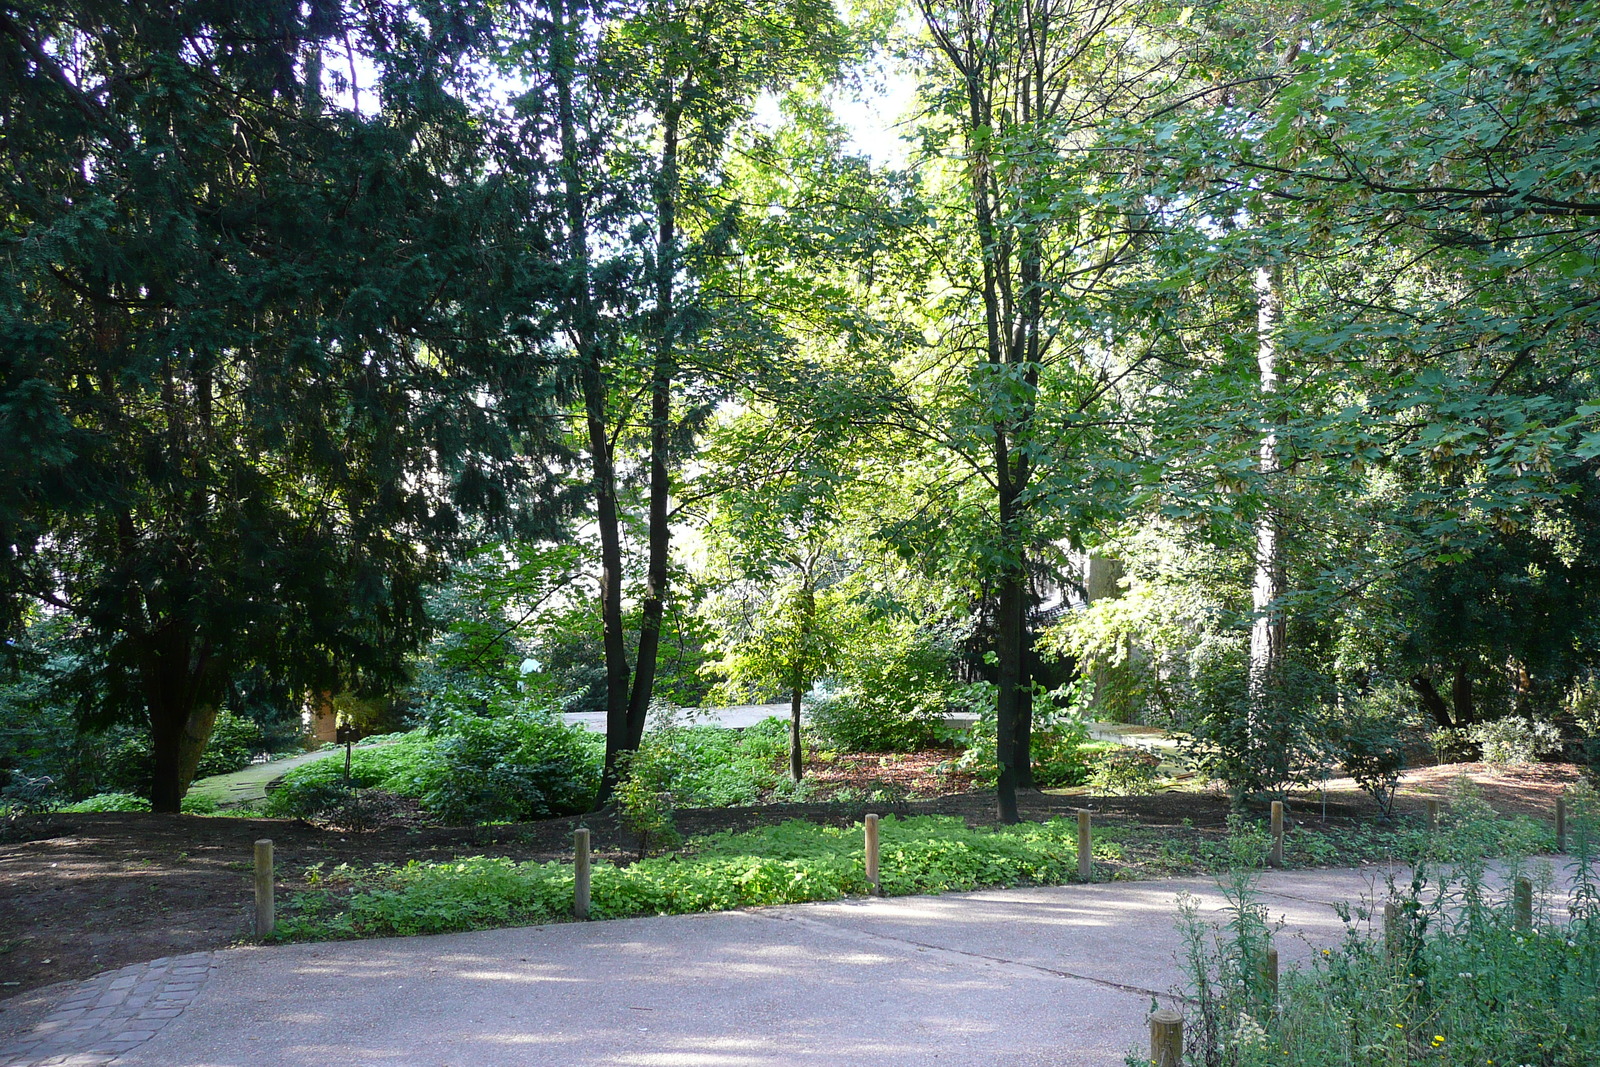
(527, 0, 847, 799)
(912, 0, 1182, 821)
(0, 0, 569, 810)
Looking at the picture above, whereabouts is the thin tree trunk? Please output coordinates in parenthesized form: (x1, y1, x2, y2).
(1249, 264, 1286, 697)
(789, 687, 804, 782)
(1450, 662, 1476, 726)
(994, 549, 1025, 824)
(626, 103, 681, 754)
(551, 0, 631, 803)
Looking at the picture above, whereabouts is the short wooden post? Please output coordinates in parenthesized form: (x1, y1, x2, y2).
(1556, 797, 1567, 854)
(1077, 809, 1092, 882)
(573, 827, 591, 920)
(1149, 1007, 1182, 1067)
(1383, 899, 1401, 958)
(1514, 876, 1533, 931)
(864, 813, 880, 894)
(1269, 801, 1284, 868)
(1426, 798, 1440, 834)
(1260, 943, 1279, 1003)
(254, 839, 275, 938)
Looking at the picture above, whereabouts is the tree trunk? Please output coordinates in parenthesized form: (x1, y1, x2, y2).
(1410, 674, 1455, 729)
(1085, 554, 1129, 721)
(140, 629, 223, 813)
(626, 103, 681, 754)
(1450, 662, 1476, 726)
(994, 518, 1025, 824)
(149, 700, 220, 813)
(789, 687, 804, 783)
(550, 0, 630, 804)
(1248, 264, 1286, 699)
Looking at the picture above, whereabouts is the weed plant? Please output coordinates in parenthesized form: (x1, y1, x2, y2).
(1148, 783, 1600, 1066)
(271, 814, 1122, 941)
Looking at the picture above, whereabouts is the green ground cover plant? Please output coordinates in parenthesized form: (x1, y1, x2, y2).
(54, 791, 221, 815)
(270, 814, 1124, 940)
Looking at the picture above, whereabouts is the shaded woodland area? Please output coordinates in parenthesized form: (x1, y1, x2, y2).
(2, 0, 1599, 824)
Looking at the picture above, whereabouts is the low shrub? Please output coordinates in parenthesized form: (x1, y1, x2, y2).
(807, 691, 948, 754)
(415, 714, 599, 823)
(265, 718, 599, 825)
(58, 791, 150, 813)
(1468, 715, 1564, 765)
(1086, 746, 1162, 795)
(192, 710, 265, 778)
(633, 716, 790, 808)
(263, 732, 440, 819)
(54, 791, 219, 814)
(1327, 689, 1411, 816)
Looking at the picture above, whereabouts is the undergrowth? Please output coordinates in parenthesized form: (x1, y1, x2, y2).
(270, 814, 1123, 941)
(1142, 782, 1600, 1066)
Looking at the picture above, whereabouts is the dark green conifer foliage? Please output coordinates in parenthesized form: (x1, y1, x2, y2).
(0, 0, 570, 810)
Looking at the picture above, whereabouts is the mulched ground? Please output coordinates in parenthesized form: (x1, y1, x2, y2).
(0, 755, 1584, 1011)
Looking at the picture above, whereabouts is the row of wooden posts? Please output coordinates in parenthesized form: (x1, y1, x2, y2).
(249, 791, 1574, 947)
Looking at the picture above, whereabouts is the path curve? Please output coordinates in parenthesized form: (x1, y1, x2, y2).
(3, 856, 1591, 1067)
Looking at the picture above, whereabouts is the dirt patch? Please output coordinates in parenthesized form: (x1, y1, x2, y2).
(0, 758, 1581, 1011)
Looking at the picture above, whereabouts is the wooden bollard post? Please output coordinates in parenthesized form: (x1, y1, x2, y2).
(1260, 943, 1279, 1002)
(1149, 1007, 1182, 1067)
(1383, 899, 1401, 958)
(1269, 801, 1284, 868)
(573, 828, 591, 920)
(1514, 876, 1533, 931)
(1557, 797, 1567, 854)
(864, 813, 880, 895)
(1077, 809, 1092, 882)
(254, 839, 275, 938)
(1426, 799, 1440, 834)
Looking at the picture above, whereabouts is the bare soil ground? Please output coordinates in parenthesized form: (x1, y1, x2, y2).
(0, 757, 1584, 1012)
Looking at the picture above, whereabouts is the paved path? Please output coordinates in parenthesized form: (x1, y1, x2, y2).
(563, 703, 794, 733)
(2, 856, 1592, 1067)
(187, 750, 346, 809)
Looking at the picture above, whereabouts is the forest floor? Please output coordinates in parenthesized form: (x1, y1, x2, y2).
(0, 756, 1584, 1010)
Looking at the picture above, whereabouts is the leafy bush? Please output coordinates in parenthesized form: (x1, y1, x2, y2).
(954, 682, 1097, 787)
(1175, 645, 1328, 802)
(614, 741, 681, 858)
(1429, 726, 1479, 764)
(808, 690, 948, 754)
(272, 815, 1118, 941)
(1086, 747, 1162, 795)
(1467, 715, 1563, 765)
(416, 714, 598, 823)
(263, 732, 442, 819)
(265, 719, 599, 825)
(59, 792, 150, 812)
(1326, 687, 1411, 816)
(811, 623, 962, 753)
(193, 710, 264, 778)
(52, 791, 219, 814)
(632, 716, 790, 808)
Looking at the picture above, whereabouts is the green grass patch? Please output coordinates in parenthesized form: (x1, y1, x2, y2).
(271, 814, 1120, 941)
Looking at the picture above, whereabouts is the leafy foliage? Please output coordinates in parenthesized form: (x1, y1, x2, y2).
(265, 721, 599, 825)
(1164, 787, 1600, 1067)
(272, 814, 1111, 940)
